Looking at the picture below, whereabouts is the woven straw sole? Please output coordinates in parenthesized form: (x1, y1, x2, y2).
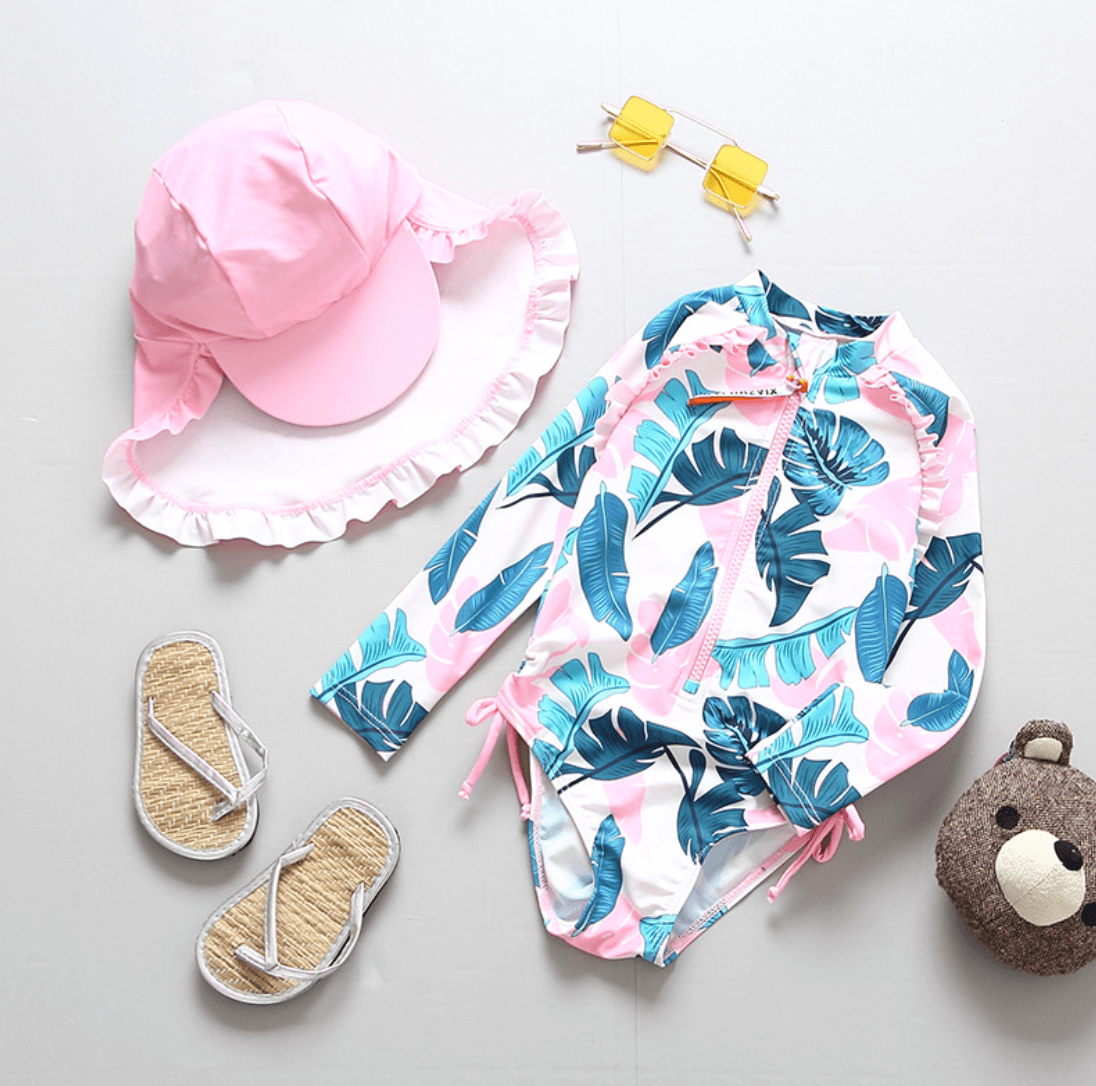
(196, 799, 399, 1004)
(133, 632, 257, 859)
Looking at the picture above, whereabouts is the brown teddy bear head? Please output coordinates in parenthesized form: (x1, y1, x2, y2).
(936, 720, 1096, 976)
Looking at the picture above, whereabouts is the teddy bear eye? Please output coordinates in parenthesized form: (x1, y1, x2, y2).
(1083, 904, 1096, 928)
(995, 805, 1021, 829)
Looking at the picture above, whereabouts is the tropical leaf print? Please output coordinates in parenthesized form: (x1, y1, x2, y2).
(703, 694, 787, 753)
(904, 651, 973, 732)
(889, 533, 983, 660)
(573, 814, 625, 934)
(555, 707, 698, 790)
(505, 377, 609, 495)
(755, 478, 830, 626)
(536, 653, 629, 774)
(453, 543, 553, 633)
(747, 339, 778, 375)
(753, 683, 868, 773)
(651, 543, 717, 657)
(813, 306, 886, 337)
(711, 608, 856, 689)
(640, 915, 678, 963)
(331, 679, 428, 754)
(577, 483, 632, 639)
(731, 283, 776, 338)
(855, 565, 908, 683)
(783, 408, 890, 517)
(314, 609, 426, 702)
(894, 371, 949, 445)
(766, 755, 861, 828)
(759, 272, 811, 322)
(628, 372, 723, 523)
(553, 526, 579, 573)
(636, 426, 767, 536)
(701, 695, 781, 800)
(676, 750, 748, 861)
(424, 484, 498, 604)
(641, 285, 740, 368)
(807, 340, 876, 405)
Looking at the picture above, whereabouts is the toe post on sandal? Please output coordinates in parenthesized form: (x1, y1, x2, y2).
(134, 631, 268, 860)
(196, 798, 400, 1004)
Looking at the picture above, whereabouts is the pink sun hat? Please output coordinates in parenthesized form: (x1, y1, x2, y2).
(130, 100, 439, 428)
(103, 101, 579, 547)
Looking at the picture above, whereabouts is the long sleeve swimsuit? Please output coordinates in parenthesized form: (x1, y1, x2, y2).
(313, 272, 986, 965)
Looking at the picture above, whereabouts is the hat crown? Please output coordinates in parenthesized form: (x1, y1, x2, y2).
(131, 100, 423, 341)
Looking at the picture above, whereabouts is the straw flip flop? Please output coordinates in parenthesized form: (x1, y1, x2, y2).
(134, 632, 267, 860)
(196, 799, 399, 1004)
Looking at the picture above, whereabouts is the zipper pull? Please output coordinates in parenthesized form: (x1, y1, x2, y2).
(688, 373, 807, 406)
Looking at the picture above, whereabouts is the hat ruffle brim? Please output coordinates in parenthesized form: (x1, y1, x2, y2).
(102, 190, 579, 548)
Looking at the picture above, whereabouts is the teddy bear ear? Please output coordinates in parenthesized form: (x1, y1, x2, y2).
(1010, 720, 1073, 765)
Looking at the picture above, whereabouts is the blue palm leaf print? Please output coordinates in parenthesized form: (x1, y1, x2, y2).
(855, 565, 908, 683)
(523, 444, 597, 508)
(747, 339, 778, 375)
(641, 285, 740, 368)
(759, 272, 811, 322)
(904, 651, 973, 732)
(314, 609, 426, 702)
(767, 755, 861, 828)
(813, 306, 886, 337)
(505, 377, 609, 495)
(636, 426, 767, 536)
(907, 533, 983, 619)
(331, 679, 428, 754)
(701, 696, 781, 800)
(753, 683, 868, 774)
(731, 284, 776, 338)
(894, 372, 949, 444)
(712, 608, 856, 689)
(889, 533, 983, 660)
(423, 483, 498, 604)
(676, 749, 748, 861)
(808, 340, 876, 404)
(755, 478, 830, 626)
(704, 694, 789, 751)
(651, 542, 717, 657)
(536, 654, 629, 775)
(640, 915, 678, 963)
(555, 707, 698, 790)
(628, 372, 723, 523)
(577, 483, 632, 639)
(783, 408, 890, 517)
(552, 526, 579, 573)
(573, 815, 625, 934)
(453, 542, 553, 632)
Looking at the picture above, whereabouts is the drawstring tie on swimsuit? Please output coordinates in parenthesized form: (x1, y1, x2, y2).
(767, 805, 865, 904)
(458, 698, 531, 820)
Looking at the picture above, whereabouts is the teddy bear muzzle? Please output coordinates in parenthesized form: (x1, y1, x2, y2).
(994, 829, 1087, 926)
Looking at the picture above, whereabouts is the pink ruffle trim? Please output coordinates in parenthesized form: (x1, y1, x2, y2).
(860, 316, 949, 565)
(101, 190, 580, 548)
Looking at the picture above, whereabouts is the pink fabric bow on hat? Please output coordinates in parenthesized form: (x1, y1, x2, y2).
(103, 100, 579, 547)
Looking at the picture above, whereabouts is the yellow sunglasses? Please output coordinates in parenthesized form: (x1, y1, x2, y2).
(577, 96, 779, 242)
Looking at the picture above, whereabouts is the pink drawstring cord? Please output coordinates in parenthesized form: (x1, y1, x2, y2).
(459, 698, 532, 819)
(767, 805, 865, 904)
(507, 725, 532, 820)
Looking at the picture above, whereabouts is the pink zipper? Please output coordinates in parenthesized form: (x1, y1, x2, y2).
(683, 389, 803, 692)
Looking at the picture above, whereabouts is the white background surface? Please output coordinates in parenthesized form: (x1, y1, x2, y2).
(4, 1, 1096, 1082)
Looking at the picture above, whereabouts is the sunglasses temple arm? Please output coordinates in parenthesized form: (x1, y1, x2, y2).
(576, 140, 615, 152)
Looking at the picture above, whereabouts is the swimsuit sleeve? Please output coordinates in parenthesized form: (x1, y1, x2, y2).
(744, 341, 986, 830)
(311, 334, 650, 759)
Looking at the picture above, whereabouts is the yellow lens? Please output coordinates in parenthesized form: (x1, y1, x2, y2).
(703, 145, 768, 209)
(609, 96, 673, 161)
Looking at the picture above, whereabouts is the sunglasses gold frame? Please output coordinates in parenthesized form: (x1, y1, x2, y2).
(577, 97, 779, 242)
